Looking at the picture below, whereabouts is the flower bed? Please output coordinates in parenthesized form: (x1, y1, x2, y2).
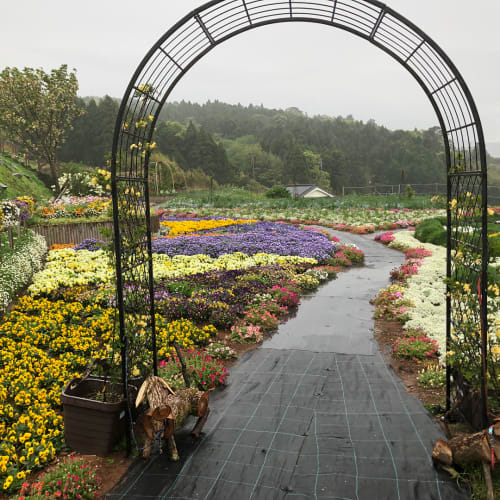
(0, 217, 363, 495)
(388, 231, 447, 353)
(158, 349, 229, 391)
(160, 217, 257, 236)
(159, 207, 445, 233)
(153, 220, 337, 261)
(28, 249, 318, 296)
(375, 229, 500, 401)
(34, 197, 111, 220)
(0, 230, 47, 314)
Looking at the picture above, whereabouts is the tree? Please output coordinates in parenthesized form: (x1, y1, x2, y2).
(286, 144, 309, 185)
(0, 65, 81, 190)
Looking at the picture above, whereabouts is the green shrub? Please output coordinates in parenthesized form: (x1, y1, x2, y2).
(265, 185, 291, 199)
(414, 218, 446, 246)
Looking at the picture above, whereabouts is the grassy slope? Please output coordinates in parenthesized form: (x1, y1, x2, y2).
(0, 153, 52, 201)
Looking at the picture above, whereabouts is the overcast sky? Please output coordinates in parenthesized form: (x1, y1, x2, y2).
(1, 0, 499, 143)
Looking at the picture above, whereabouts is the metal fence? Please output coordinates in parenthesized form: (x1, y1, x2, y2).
(342, 183, 500, 204)
(342, 183, 447, 196)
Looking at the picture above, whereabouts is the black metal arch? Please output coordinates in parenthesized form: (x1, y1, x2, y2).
(111, 0, 489, 434)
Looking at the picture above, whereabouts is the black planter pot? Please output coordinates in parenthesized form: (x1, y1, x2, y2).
(62, 377, 129, 456)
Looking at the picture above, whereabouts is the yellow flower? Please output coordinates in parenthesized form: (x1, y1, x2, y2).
(3, 475, 13, 489)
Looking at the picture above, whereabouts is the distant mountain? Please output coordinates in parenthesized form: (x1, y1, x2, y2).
(487, 142, 500, 158)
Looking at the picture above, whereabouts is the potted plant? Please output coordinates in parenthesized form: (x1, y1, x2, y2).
(61, 359, 136, 456)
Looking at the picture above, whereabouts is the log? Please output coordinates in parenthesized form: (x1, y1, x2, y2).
(449, 431, 491, 465)
(432, 439, 453, 466)
(482, 462, 495, 500)
(191, 408, 210, 439)
(433, 421, 500, 466)
(190, 389, 209, 417)
(433, 421, 500, 500)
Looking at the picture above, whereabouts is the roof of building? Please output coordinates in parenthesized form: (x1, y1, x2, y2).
(286, 184, 334, 197)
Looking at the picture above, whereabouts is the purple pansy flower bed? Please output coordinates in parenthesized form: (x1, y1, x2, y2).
(152, 221, 336, 262)
(73, 238, 106, 251)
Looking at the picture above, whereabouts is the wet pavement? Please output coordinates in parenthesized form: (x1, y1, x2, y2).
(106, 232, 469, 500)
(264, 231, 404, 354)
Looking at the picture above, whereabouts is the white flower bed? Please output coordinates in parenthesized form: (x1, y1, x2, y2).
(0, 231, 47, 313)
(389, 231, 447, 356)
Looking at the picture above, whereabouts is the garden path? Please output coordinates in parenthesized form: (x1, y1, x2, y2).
(106, 232, 469, 500)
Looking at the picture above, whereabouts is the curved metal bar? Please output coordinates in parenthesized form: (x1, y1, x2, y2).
(111, 0, 489, 443)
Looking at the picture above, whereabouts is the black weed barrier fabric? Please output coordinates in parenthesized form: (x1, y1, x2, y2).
(106, 348, 469, 500)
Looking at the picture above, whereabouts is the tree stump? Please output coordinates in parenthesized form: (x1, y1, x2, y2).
(136, 377, 210, 460)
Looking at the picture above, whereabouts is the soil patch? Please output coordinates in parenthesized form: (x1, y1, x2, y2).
(374, 319, 445, 409)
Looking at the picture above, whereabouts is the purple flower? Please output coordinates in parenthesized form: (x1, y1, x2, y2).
(74, 239, 105, 251)
(152, 222, 336, 262)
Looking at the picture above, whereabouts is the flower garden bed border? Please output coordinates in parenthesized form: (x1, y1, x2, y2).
(31, 214, 160, 247)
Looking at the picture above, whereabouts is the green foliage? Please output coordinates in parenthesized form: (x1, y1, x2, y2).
(415, 218, 447, 246)
(0, 65, 81, 190)
(164, 280, 195, 297)
(0, 153, 52, 200)
(460, 462, 500, 500)
(153, 120, 238, 185)
(162, 187, 436, 210)
(223, 136, 284, 187)
(65, 99, 448, 193)
(60, 95, 119, 166)
(159, 102, 446, 189)
(405, 184, 415, 198)
(417, 364, 446, 388)
(164, 187, 265, 207)
(265, 185, 291, 199)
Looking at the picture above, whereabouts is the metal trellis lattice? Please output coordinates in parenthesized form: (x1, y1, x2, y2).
(111, 0, 491, 452)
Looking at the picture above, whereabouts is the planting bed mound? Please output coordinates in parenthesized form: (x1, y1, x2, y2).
(374, 319, 445, 410)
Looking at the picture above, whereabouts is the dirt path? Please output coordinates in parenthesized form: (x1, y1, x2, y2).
(106, 233, 469, 500)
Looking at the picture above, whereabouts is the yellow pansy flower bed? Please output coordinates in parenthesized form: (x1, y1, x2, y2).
(156, 318, 217, 359)
(160, 218, 257, 236)
(0, 289, 219, 493)
(0, 296, 114, 492)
